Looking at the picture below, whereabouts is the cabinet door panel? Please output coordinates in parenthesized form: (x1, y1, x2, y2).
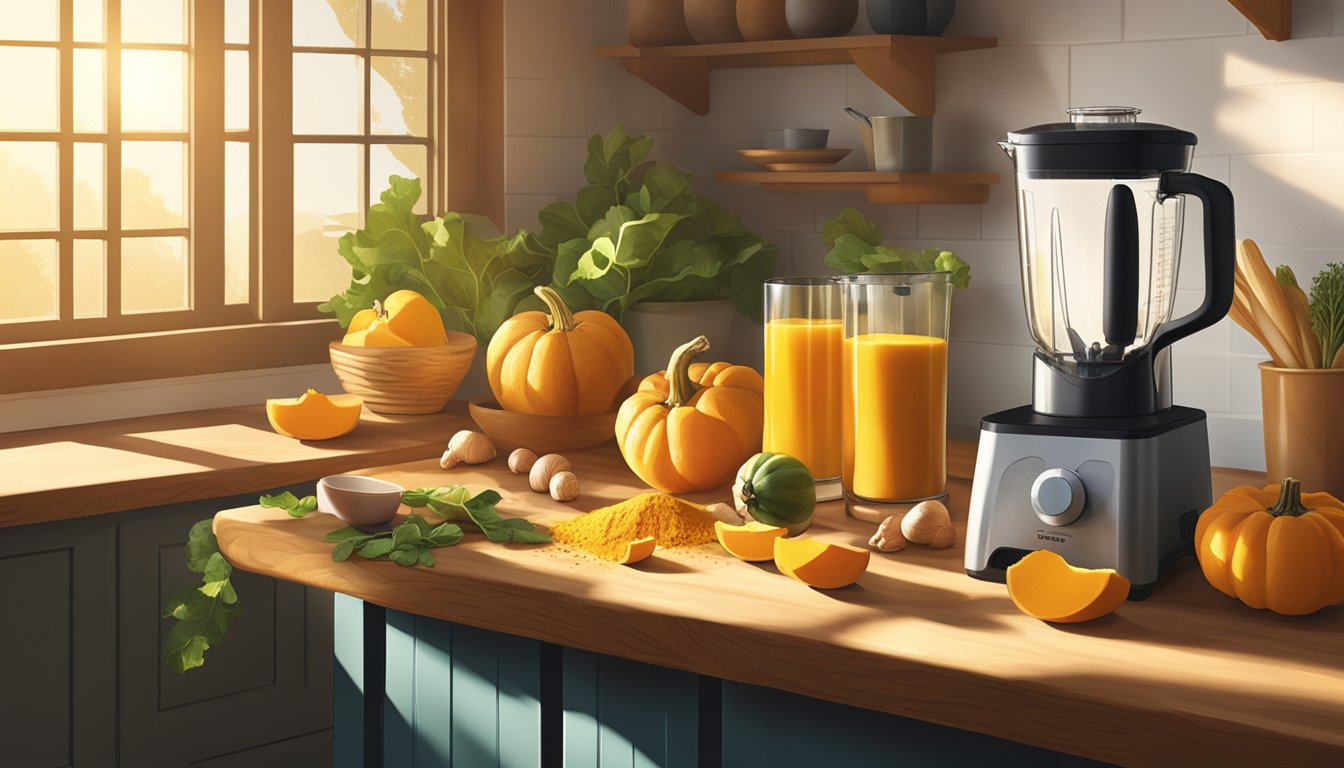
(0, 517, 116, 768)
(120, 491, 333, 767)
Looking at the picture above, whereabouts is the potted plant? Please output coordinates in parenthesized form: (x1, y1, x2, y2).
(319, 176, 554, 398)
(530, 125, 778, 374)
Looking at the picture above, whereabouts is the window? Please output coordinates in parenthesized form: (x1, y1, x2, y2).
(0, 0, 501, 393)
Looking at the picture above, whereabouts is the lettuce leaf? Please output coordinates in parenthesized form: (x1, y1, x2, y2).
(822, 208, 971, 289)
(319, 176, 554, 344)
(533, 125, 777, 322)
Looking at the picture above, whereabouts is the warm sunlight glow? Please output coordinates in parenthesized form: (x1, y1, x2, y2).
(0, 47, 58, 131)
(122, 50, 187, 132)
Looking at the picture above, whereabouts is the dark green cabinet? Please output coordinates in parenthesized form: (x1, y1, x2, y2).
(0, 488, 334, 768)
(336, 600, 1111, 768)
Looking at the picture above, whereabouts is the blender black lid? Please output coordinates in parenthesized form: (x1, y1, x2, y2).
(1006, 107, 1197, 177)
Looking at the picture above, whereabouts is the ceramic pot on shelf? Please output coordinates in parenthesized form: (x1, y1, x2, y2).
(784, 0, 858, 38)
(736, 0, 794, 41)
(621, 300, 737, 376)
(629, 0, 696, 46)
(685, 0, 745, 43)
(867, 0, 957, 36)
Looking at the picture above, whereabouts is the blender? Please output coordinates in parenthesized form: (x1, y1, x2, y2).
(965, 107, 1235, 598)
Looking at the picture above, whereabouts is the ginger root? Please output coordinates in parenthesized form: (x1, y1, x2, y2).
(901, 500, 956, 549)
(869, 515, 907, 552)
(440, 430, 497, 469)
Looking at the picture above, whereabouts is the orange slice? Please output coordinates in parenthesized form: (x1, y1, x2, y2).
(716, 520, 786, 562)
(773, 537, 869, 589)
(1006, 550, 1130, 623)
(618, 536, 657, 565)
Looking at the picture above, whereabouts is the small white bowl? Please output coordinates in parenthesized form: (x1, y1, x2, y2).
(317, 475, 404, 527)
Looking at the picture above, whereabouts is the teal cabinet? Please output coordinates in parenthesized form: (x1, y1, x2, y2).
(0, 488, 334, 767)
(336, 599, 1111, 768)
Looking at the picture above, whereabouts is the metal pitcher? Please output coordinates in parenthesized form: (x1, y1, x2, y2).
(845, 107, 933, 172)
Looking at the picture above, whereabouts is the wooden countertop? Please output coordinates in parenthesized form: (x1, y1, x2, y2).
(213, 443, 1344, 766)
(0, 404, 468, 529)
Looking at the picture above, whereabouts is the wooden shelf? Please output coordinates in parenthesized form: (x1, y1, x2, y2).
(1228, 0, 1291, 40)
(714, 170, 1000, 204)
(597, 34, 997, 116)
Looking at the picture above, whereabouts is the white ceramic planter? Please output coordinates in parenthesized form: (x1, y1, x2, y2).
(621, 300, 737, 376)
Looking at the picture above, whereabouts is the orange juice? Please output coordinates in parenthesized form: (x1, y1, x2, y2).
(842, 333, 948, 501)
(764, 319, 842, 479)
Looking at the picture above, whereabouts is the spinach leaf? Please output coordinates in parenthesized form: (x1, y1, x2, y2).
(260, 491, 317, 518)
(823, 208, 972, 289)
(162, 519, 243, 674)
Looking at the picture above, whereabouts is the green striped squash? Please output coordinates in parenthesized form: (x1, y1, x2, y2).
(732, 453, 816, 536)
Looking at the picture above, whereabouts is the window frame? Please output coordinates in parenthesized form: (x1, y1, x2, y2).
(0, 0, 503, 395)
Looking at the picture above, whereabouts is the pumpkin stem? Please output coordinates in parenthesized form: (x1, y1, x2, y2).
(534, 286, 576, 333)
(664, 335, 711, 409)
(1267, 477, 1312, 517)
(372, 299, 387, 319)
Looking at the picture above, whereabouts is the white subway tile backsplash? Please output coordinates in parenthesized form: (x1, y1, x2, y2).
(504, 193, 559, 234)
(1230, 153, 1344, 247)
(506, 78, 621, 138)
(1123, 0, 1249, 40)
(815, 194, 919, 239)
(663, 66, 851, 133)
(949, 284, 1036, 346)
(917, 204, 981, 240)
(1208, 415, 1267, 471)
(1313, 81, 1344, 151)
(1227, 354, 1266, 415)
(1292, 0, 1337, 38)
(505, 0, 624, 82)
(505, 135, 591, 195)
(1172, 351, 1231, 412)
(1215, 35, 1344, 88)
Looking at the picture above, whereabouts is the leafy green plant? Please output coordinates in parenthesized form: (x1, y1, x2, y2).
(327, 514, 464, 567)
(260, 491, 317, 518)
(1309, 262, 1344, 367)
(401, 486, 552, 544)
(318, 176, 553, 344)
(162, 520, 241, 673)
(531, 124, 777, 323)
(822, 208, 971, 288)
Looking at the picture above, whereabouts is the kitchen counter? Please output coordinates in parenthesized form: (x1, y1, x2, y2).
(0, 404, 466, 528)
(213, 441, 1344, 766)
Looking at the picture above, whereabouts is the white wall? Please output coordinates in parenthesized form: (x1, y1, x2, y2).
(504, 0, 1344, 470)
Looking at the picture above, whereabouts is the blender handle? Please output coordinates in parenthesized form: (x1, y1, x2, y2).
(1150, 171, 1235, 354)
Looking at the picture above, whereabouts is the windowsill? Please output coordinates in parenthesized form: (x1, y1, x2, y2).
(0, 319, 341, 394)
(0, 400, 471, 529)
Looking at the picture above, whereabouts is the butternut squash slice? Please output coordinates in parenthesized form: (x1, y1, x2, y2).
(715, 520, 786, 562)
(266, 389, 364, 440)
(773, 537, 869, 589)
(1006, 550, 1130, 623)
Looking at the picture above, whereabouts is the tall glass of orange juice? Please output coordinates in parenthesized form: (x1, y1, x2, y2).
(764, 278, 842, 499)
(838, 273, 953, 521)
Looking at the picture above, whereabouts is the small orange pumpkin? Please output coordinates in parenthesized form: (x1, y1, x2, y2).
(487, 286, 634, 416)
(1195, 478, 1344, 616)
(615, 335, 763, 493)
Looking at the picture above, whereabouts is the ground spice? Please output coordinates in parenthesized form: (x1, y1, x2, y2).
(551, 492, 717, 561)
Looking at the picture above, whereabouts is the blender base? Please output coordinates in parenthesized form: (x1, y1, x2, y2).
(963, 405, 1209, 597)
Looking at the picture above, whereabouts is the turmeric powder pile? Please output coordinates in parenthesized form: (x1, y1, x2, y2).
(551, 492, 717, 561)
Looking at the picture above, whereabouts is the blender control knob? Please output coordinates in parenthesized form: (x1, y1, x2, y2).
(1031, 468, 1086, 526)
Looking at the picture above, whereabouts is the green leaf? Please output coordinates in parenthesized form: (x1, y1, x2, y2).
(325, 526, 373, 542)
(202, 552, 231, 584)
(389, 548, 420, 567)
(184, 519, 219, 573)
(392, 522, 422, 549)
(331, 539, 358, 562)
(358, 539, 396, 559)
(418, 549, 435, 567)
(822, 207, 883, 248)
(260, 491, 318, 518)
(509, 528, 554, 544)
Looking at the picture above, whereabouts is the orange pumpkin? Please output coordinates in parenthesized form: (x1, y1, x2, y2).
(615, 335, 763, 493)
(487, 286, 634, 416)
(1195, 478, 1344, 616)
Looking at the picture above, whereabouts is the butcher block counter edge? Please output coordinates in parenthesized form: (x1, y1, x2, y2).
(212, 446, 1343, 767)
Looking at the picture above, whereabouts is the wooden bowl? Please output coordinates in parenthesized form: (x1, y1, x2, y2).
(329, 331, 477, 414)
(468, 378, 639, 454)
